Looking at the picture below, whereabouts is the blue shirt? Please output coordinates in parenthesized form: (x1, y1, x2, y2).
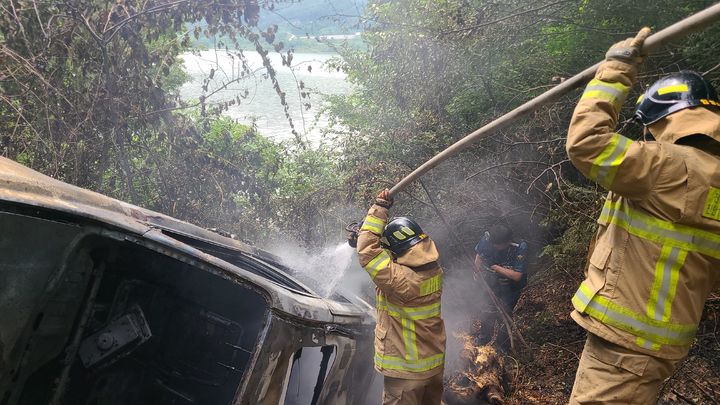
(474, 232, 528, 275)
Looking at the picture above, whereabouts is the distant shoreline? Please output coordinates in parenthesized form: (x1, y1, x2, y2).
(189, 47, 345, 55)
(180, 50, 350, 142)
(191, 33, 365, 55)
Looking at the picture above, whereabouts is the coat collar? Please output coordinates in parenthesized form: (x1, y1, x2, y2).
(395, 238, 440, 268)
(648, 106, 720, 144)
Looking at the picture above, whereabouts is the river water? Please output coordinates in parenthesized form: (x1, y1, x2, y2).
(180, 50, 351, 143)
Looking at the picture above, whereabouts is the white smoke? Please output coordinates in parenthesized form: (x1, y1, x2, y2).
(266, 241, 374, 300)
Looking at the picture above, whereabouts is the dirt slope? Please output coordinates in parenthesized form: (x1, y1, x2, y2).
(506, 269, 720, 404)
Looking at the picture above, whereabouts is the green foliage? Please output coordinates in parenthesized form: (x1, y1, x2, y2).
(540, 185, 603, 275)
(0, 0, 346, 244)
(326, 0, 720, 268)
(0, 0, 299, 186)
(3, 0, 720, 256)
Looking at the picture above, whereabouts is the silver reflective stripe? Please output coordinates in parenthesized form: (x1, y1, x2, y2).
(402, 318, 417, 361)
(580, 79, 629, 111)
(654, 247, 679, 321)
(364, 251, 391, 278)
(585, 297, 693, 343)
(361, 215, 386, 234)
(600, 200, 720, 258)
(574, 285, 591, 307)
(588, 301, 683, 339)
(594, 135, 630, 186)
(572, 282, 697, 345)
(584, 83, 625, 99)
(638, 338, 656, 350)
(376, 297, 441, 320)
(374, 353, 445, 372)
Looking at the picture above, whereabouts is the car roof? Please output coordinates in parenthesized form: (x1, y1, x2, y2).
(0, 157, 372, 324)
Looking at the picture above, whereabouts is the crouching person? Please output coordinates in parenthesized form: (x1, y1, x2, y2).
(356, 188, 446, 405)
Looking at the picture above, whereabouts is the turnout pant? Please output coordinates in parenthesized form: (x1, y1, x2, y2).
(570, 333, 681, 404)
(382, 372, 444, 405)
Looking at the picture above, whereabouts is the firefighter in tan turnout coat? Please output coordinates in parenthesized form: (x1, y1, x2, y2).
(355, 189, 445, 405)
(566, 28, 720, 403)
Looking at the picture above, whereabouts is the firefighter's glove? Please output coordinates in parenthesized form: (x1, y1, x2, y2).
(605, 27, 651, 65)
(375, 188, 394, 209)
(345, 221, 360, 248)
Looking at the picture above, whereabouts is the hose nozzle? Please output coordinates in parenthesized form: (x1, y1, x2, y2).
(346, 221, 361, 248)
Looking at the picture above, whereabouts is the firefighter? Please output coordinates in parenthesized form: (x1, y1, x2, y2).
(472, 224, 528, 350)
(474, 224, 528, 313)
(566, 27, 720, 403)
(354, 189, 446, 405)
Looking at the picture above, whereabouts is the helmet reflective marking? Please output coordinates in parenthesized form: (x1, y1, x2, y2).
(635, 71, 719, 125)
(657, 84, 689, 95)
(381, 217, 425, 256)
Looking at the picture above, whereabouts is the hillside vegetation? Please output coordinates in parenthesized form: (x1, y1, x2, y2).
(1, 1, 719, 402)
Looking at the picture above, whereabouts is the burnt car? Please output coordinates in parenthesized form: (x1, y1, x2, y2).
(0, 157, 377, 405)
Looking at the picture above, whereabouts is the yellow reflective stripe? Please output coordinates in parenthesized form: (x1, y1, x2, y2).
(410, 321, 417, 361)
(572, 282, 697, 345)
(588, 134, 631, 188)
(663, 249, 686, 322)
(647, 245, 672, 320)
(581, 90, 621, 110)
(402, 318, 417, 361)
(581, 79, 629, 111)
(636, 337, 661, 351)
(636, 94, 645, 104)
(364, 251, 391, 279)
(419, 274, 443, 296)
(587, 79, 629, 93)
(360, 223, 382, 233)
(365, 216, 385, 226)
(376, 296, 441, 320)
(600, 199, 720, 259)
(361, 215, 386, 234)
(647, 246, 687, 322)
(402, 318, 411, 360)
(374, 353, 444, 372)
(658, 84, 689, 95)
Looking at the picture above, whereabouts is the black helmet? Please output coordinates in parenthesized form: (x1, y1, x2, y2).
(635, 71, 720, 125)
(381, 217, 427, 256)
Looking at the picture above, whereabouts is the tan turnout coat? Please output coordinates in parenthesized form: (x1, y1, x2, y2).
(356, 204, 446, 379)
(567, 59, 720, 360)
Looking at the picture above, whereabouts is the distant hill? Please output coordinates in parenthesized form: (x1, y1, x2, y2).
(262, 0, 367, 35)
(190, 0, 367, 52)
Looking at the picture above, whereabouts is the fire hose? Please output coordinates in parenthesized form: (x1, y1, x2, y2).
(388, 2, 720, 197)
(382, 3, 720, 353)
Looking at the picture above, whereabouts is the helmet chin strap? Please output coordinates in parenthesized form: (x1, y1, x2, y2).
(642, 126, 656, 142)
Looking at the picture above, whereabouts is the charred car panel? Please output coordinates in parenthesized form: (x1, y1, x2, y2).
(0, 157, 376, 405)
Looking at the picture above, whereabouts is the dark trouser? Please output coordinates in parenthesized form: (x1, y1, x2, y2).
(475, 284, 520, 350)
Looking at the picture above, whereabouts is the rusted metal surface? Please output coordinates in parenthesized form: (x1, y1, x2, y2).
(0, 157, 372, 324)
(0, 157, 378, 404)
